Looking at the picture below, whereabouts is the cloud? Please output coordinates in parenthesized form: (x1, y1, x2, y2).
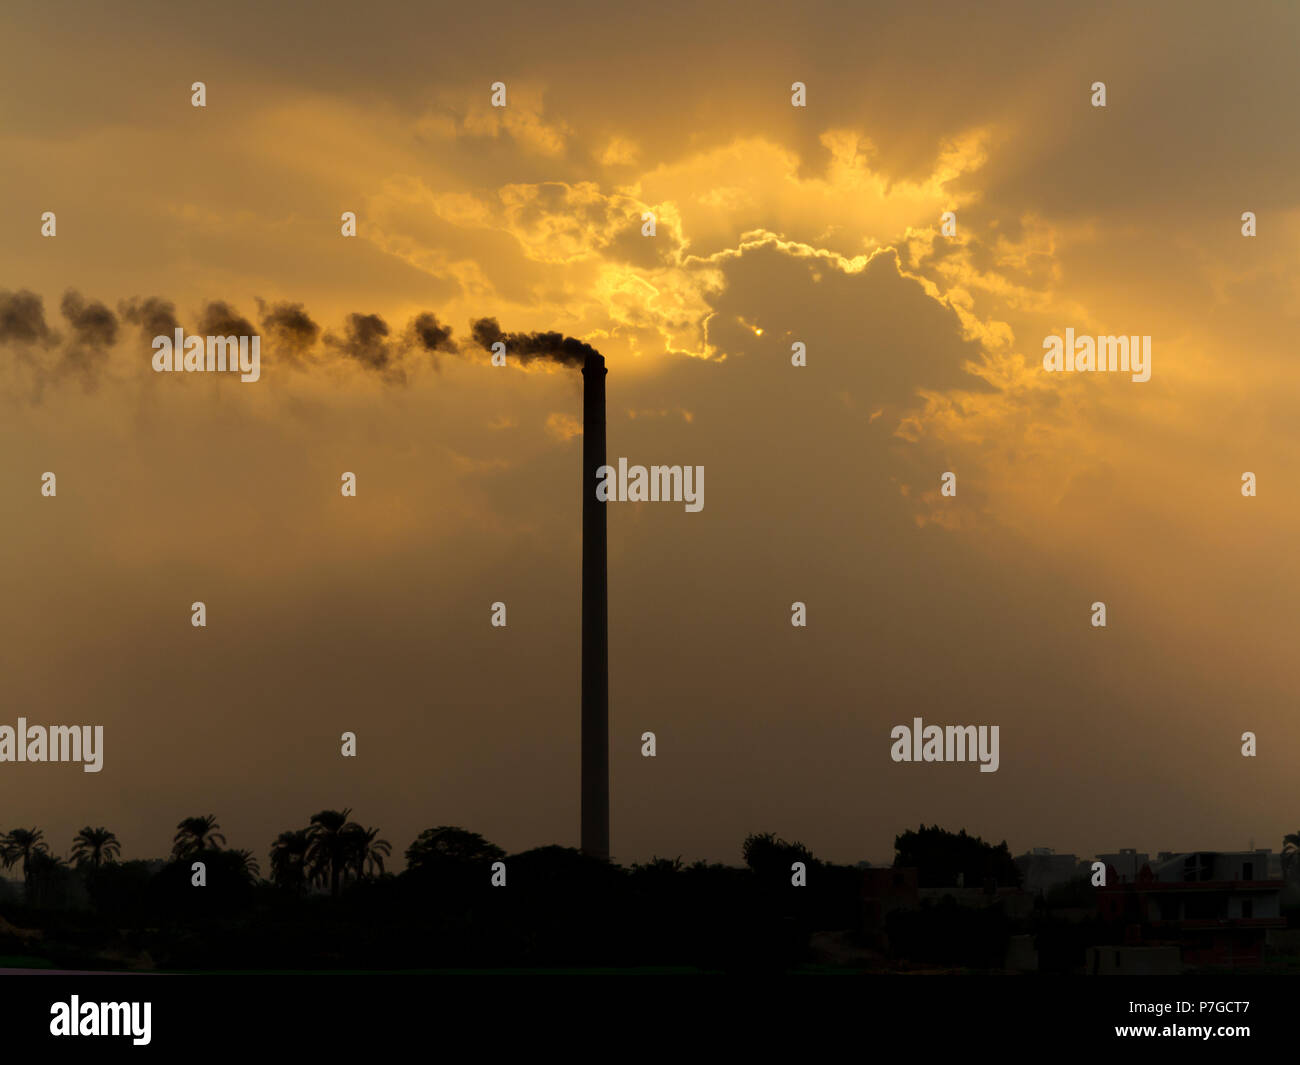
(459, 87, 571, 156)
(544, 411, 582, 440)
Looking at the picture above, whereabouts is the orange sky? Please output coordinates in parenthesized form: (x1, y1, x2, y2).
(1, 0, 1297, 868)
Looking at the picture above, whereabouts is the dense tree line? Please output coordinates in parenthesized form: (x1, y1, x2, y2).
(0, 821, 1295, 971)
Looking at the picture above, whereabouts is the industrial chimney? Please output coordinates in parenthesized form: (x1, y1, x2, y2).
(581, 352, 610, 860)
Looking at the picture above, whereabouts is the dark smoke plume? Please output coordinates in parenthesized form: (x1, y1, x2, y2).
(328, 312, 391, 371)
(0, 289, 56, 346)
(61, 290, 118, 347)
(119, 296, 180, 340)
(198, 300, 256, 339)
(57, 290, 118, 388)
(408, 312, 455, 354)
(258, 299, 320, 362)
(400, 311, 456, 372)
(2, 287, 559, 397)
(470, 317, 599, 367)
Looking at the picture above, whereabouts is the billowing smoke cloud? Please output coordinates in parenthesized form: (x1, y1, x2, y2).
(0, 289, 56, 346)
(1, 288, 556, 397)
(57, 289, 118, 388)
(119, 296, 180, 340)
(258, 299, 320, 363)
(326, 312, 392, 373)
(61, 290, 118, 346)
(408, 312, 455, 354)
(198, 300, 256, 340)
(400, 311, 456, 372)
(0, 289, 58, 402)
(470, 317, 600, 368)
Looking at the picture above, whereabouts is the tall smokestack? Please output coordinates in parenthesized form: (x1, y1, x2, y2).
(581, 352, 609, 861)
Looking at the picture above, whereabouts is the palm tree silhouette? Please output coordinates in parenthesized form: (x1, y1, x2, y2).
(270, 828, 312, 893)
(307, 809, 360, 898)
(232, 848, 261, 882)
(172, 815, 226, 860)
(1, 827, 50, 893)
(344, 825, 391, 881)
(1283, 831, 1300, 883)
(71, 826, 121, 869)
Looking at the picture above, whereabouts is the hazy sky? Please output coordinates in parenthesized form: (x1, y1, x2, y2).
(1, 0, 1297, 869)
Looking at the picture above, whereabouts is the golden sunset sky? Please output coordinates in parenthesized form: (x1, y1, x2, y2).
(1, 0, 1297, 867)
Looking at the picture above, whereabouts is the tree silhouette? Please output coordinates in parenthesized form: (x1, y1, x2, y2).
(172, 815, 226, 859)
(25, 850, 75, 909)
(269, 829, 312, 893)
(71, 826, 121, 869)
(343, 825, 391, 881)
(632, 856, 685, 877)
(1, 827, 50, 893)
(405, 826, 505, 871)
(307, 809, 360, 897)
(893, 824, 1021, 889)
(1284, 831, 1300, 883)
(232, 848, 260, 882)
(742, 832, 814, 877)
